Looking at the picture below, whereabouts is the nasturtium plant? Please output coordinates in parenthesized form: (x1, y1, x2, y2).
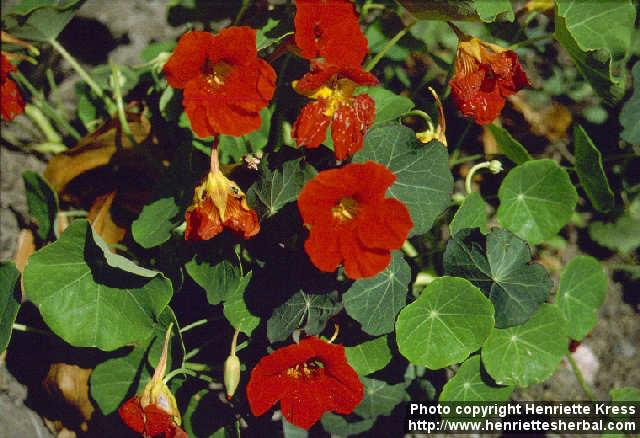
(1, 0, 636, 435)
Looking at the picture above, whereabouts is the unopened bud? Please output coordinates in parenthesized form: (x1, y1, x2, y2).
(224, 354, 241, 400)
(488, 160, 503, 174)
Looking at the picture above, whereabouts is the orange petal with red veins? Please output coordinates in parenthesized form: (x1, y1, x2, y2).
(223, 195, 260, 239)
(185, 199, 224, 241)
(292, 101, 331, 148)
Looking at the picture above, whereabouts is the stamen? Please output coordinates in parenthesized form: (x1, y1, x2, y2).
(332, 197, 358, 222)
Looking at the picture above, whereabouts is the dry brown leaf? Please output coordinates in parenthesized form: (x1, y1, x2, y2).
(44, 111, 152, 200)
(14, 229, 35, 302)
(43, 363, 94, 428)
(87, 192, 126, 246)
(508, 95, 572, 142)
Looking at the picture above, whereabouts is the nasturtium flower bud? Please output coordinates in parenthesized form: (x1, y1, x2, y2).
(224, 354, 241, 400)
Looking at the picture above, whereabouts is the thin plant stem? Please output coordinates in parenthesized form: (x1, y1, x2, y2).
(365, 22, 415, 72)
(566, 354, 596, 401)
(180, 318, 209, 333)
(49, 38, 116, 113)
(13, 323, 54, 337)
(24, 103, 62, 144)
(509, 34, 551, 50)
(164, 367, 214, 384)
(449, 153, 483, 167)
(110, 63, 135, 145)
(230, 328, 240, 356)
(14, 71, 81, 140)
(465, 161, 492, 194)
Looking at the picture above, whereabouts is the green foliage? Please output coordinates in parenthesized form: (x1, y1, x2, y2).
(132, 197, 182, 249)
(365, 87, 415, 126)
(354, 377, 407, 418)
(472, 0, 514, 22)
(497, 159, 577, 244)
(0, 262, 21, 354)
(444, 228, 551, 328)
(589, 216, 640, 254)
(487, 125, 531, 165)
(267, 291, 341, 343)
(439, 355, 513, 402)
(321, 414, 375, 436)
(22, 171, 58, 241)
(449, 192, 488, 236)
(247, 157, 315, 218)
(23, 220, 173, 351)
(555, 0, 636, 104)
(345, 337, 392, 376)
(343, 251, 410, 336)
(574, 125, 614, 212)
(482, 304, 568, 387)
(557, 256, 608, 341)
(185, 258, 240, 305)
(620, 62, 640, 144)
(2, 0, 85, 42)
(223, 272, 258, 335)
(354, 124, 453, 236)
(396, 277, 494, 369)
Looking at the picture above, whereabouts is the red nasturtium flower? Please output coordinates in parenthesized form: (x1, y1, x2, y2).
(449, 37, 530, 125)
(294, 0, 368, 67)
(1, 53, 25, 121)
(163, 27, 276, 138)
(185, 165, 259, 241)
(298, 161, 413, 279)
(292, 62, 378, 160)
(247, 336, 363, 430)
(119, 326, 187, 438)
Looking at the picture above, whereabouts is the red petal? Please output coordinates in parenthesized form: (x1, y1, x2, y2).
(223, 195, 260, 239)
(280, 374, 330, 429)
(207, 26, 258, 65)
(185, 199, 224, 241)
(331, 94, 375, 160)
(247, 373, 289, 417)
(143, 404, 175, 436)
(451, 67, 505, 125)
(339, 232, 391, 279)
(163, 31, 214, 89)
(256, 58, 277, 103)
(295, 62, 378, 94)
(357, 198, 413, 250)
(1, 76, 25, 121)
(292, 101, 331, 148)
(304, 224, 342, 273)
(118, 396, 145, 434)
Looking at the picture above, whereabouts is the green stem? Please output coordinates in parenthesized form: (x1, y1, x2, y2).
(164, 367, 214, 384)
(12, 323, 54, 337)
(180, 318, 209, 333)
(566, 354, 596, 401)
(184, 362, 212, 372)
(110, 63, 135, 144)
(509, 34, 551, 50)
(24, 103, 62, 144)
(49, 38, 116, 113)
(365, 23, 415, 72)
(465, 162, 491, 194)
(14, 71, 81, 140)
(402, 110, 433, 126)
(449, 153, 483, 167)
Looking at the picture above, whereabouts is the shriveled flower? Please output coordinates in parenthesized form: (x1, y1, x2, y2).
(246, 336, 363, 430)
(297, 161, 413, 279)
(1, 53, 25, 121)
(294, 0, 368, 67)
(163, 27, 276, 138)
(185, 167, 259, 241)
(292, 62, 378, 160)
(449, 37, 530, 125)
(416, 87, 447, 146)
(118, 326, 187, 438)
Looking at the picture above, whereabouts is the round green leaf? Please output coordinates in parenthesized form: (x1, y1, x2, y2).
(353, 124, 453, 236)
(365, 87, 415, 126)
(132, 197, 182, 249)
(23, 220, 173, 351)
(395, 277, 495, 370)
(0, 262, 21, 353)
(481, 304, 568, 387)
(497, 159, 577, 244)
(345, 337, 392, 376)
(449, 192, 488, 236)
(439, 355, 513, 402)
(185, 257, 240, 305)
(574, 125, 614, 213)
(353, 377, 408, 419)
(557, 256, 607, 341)
(473, 0, 514, 22)
(487, 125, 531, 165)
(589, 215, 640, 254)
(620, 62, 640, 144)
(223, 272, 259, 335)
(343, 251, 411, 336)
(444, 228, 552, 328)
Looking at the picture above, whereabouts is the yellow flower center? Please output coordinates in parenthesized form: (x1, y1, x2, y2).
(332, 197, 359, 222)
(204, 61, 232, 90)
(295, 77, 358, 118)
(286, 361, 321, 379)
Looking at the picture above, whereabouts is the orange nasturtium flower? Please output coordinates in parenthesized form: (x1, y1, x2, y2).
(246, 336, 363, 430)
(184, 165, 259, 241)
(292, 62, 378, 160)
(163, 27, 276, 138)
(298, 161, 413, 279)
(293, 0, 368, 67)
(449, 37, 530, 125)
(1, 53, 25, 121)
(118, 326, 187, 438)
